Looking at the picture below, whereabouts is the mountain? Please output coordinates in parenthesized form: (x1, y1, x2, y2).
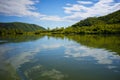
(71, 10, 120, 27)
(98, 10, 120, 24)
(0, 22, 46, 34)
(63, 10, 120, 34)
(71, 17, 105, 27)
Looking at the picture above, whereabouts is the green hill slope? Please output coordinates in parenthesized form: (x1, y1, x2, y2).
(72, 10, 120, 27)
(99, 10, 120, 24)
(0, 22, 46, 34)
(63, 10, 120, 34)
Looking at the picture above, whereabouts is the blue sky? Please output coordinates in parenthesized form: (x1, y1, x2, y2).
(0, 0, 120, 29)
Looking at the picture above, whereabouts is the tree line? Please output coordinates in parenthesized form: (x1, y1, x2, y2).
(0, 10, 120, 35)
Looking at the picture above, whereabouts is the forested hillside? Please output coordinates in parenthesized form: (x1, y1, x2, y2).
(54, 10, 120, 34)
(0, 22, 46, 34)
(71, 10, 120, 27)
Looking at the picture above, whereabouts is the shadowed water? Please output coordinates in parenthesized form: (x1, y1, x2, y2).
(0, 34, 120, 80)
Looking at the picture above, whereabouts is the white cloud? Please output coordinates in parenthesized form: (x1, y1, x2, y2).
(0, 0, 44, 17)
(63, 4, 88, 14)
(0, 0, 120, 22)
(0, 0, 65, 22)
(77, 1, 93, 4)
(63, 0, 120, 21)
(40, 16, 64, 21)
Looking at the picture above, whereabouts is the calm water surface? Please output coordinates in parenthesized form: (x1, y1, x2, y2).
(0, 35, 120, 80)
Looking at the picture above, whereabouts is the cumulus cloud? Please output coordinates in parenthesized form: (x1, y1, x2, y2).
(0, 0, 44, 17)
(0, 0, 120, 22)
(0, 0, 65, 21)
(77, 1, 93, 4)
(40, 15, 64, 21)
(63, 0, 120, 21)
(0, 0, 66, 22)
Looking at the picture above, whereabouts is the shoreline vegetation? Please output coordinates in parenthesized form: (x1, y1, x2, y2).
(0, 10, 120, 35)
(0, 34, 120, 55)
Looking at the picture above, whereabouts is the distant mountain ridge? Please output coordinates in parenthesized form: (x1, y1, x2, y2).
(0, 22, 46, 34)
(0, 22, 46, 31)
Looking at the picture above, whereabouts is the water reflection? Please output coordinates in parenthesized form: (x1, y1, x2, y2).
(65, 35, 120, 55)
(0, 34, 45, 44)
(64, 43, 119, 64)
(24, 64, 67, 80)
(64, 42, 120, 73)
(0, 34, 120, 80)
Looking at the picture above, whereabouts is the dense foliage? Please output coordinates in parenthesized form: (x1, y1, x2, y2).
(52, 10, 120, 34)
(0, 22, 46, 34)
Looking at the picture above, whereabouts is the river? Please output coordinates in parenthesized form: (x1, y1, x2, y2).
(0, 34, 120, 80)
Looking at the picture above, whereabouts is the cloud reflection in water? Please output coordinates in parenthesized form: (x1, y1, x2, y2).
(64, 43, 120, 69)
(24, 64, 67, 80)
